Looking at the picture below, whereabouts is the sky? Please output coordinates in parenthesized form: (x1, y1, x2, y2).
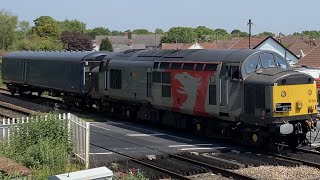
(1, 0, 320, 35)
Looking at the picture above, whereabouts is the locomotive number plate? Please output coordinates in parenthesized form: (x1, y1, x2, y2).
(275, 103, 291, 112)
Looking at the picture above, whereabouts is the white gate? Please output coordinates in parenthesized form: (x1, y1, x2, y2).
(0, 113, 90, 169)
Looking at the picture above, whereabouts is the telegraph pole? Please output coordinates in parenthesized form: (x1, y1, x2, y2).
(247, 19, 253, 49)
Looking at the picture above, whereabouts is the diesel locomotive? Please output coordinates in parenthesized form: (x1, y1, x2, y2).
(2, 49, 320, 149)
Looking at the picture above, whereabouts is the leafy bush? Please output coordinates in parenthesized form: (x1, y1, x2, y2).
(0, 113, 73, 178)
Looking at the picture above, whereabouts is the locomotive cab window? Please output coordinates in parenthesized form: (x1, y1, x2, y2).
(275, 55, 288, 70)
(229, 66, 240, 81)
(260, 53, 276, 68)
(245, 54, 261, 74)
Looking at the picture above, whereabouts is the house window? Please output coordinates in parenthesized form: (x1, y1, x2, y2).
(110, 69, 122, 89)
(162, 85, 171, 97)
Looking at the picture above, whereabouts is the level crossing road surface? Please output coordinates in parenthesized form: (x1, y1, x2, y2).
(89, 119, 231, 167)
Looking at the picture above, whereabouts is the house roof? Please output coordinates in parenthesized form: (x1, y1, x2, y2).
(297, 44, 320, 67)
(253, 36, 299, 60)
(112, 44, 146, 52)
(288, 39, 313, 56)
(215, 38, 241, 49)
(131, 34, 163, 47)
(161, 43, 193, 49)
(200, 42, 218, 49)
(229, 36, 267, 49)
(94, 36, 130, 46)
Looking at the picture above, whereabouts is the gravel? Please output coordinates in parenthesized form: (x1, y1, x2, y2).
(234, 165, 320, 180)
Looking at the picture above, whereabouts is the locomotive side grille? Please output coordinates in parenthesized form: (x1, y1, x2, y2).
(244, 85, 255, 114)
(244, 85, 265, 114)
(255, 86, 265, 109)
(209, 85, 216, 105)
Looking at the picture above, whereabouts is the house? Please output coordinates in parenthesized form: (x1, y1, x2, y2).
(287, 39, 314, 58)
(297, 44, 320, 67)
(93, 34, 163, 51)
(253, 36, 299, 65)
(161, 42, 217, 50)
(229, 37, 267, 49)
(131, 34, 163, 49)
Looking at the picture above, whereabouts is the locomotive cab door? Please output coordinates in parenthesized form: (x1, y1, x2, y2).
(219, 63, 241, 118)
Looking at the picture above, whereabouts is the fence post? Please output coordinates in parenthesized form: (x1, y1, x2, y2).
(85, 121, 90, 169)
(2, 118, 5, 140)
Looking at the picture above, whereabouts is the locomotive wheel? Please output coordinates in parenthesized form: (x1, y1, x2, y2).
(38, 91, 44, 96)
(194, 120, 206, 137)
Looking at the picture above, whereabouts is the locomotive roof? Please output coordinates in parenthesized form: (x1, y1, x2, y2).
(114, 49, 268, 63)
(3, 51, 108, 62)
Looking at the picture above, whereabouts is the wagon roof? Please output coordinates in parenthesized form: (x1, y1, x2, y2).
(3, 51, 108, 62)
(122, 49, 266, 63)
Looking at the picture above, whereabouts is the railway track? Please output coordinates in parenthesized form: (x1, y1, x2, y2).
(90, 143, 254, 180)
(2, 87, 320, 179)
(0, 100, 34, 119)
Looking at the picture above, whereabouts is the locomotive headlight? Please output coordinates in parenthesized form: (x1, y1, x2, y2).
(296, 101, 303, 109)
(281, 91, 286, 97)
(308, 89, 312, 95)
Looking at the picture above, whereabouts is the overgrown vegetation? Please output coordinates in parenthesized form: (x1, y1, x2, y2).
(0, 113, 81, 179)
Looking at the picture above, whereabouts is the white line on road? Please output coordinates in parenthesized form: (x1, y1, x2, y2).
(180, 147, 213, 151)
(90, 124, 110, 131)
(126, 133, 165, 137)
(169, 144, 213, 148)
(91, 122, 193, 142)
(89, 152, 113, 155)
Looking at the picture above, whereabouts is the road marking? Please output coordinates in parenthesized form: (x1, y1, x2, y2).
(90, 124, 110, 130)
(89, 152, 113, 155)
(169, 144, 213, 148)
(126, 133, 165, 137)
(91, 122, 193, 142)
(180, 147, 213, 151)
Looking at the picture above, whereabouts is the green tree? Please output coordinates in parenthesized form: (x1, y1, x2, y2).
(32, 16, 60, 38)
(9, 34, 63, 51)
(132, 29, 151, 34)
(111, 30, 123, 36)
(194, 26, 215, 42)
(99, 38, 113, 52)
(231, 29, 248, 37)
(258, 31, 275, 37)
(87, 27, 111, 39)
(59, 19, 86, 33)
(0, 10, 18, 50)
(124, 30, 132, 39)
(15, 20, 31, 40)
(161, 27, 197, 43)
(155, 28, 164, 34)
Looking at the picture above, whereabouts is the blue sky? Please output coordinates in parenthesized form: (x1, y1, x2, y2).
(2, 0, 319, 35)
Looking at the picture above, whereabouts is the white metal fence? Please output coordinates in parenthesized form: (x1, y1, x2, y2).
(0, 113, 90, 169)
